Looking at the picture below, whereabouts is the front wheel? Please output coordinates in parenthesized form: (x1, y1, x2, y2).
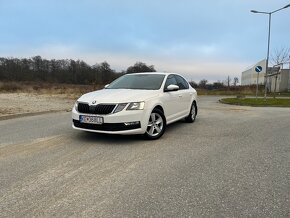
(185, 102, 197, 123)
(144, 108, 166, 140)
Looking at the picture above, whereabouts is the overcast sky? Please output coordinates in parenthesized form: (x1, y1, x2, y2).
(0, 0, 289, 82)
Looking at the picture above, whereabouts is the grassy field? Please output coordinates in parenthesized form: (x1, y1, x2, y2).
(196, 89, 257, 96)
(220, 98, 290, 107)
(196, 88, 290, 97)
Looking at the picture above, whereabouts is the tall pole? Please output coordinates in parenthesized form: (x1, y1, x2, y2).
(256, 71, 259, 99)
(264, 13, 271, 100)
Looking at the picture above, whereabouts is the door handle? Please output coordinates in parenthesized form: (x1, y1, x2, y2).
(178, 95, 182, 97)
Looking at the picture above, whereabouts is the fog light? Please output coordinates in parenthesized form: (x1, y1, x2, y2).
(124, 121, 140, 126)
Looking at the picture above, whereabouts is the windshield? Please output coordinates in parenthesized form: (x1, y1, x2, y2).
(106, 74, 165, 90)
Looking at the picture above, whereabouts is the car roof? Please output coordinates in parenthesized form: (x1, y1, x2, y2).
(129, 72, 182, 77)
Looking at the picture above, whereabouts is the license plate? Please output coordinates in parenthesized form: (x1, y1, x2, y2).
(79, 115, 103, 124)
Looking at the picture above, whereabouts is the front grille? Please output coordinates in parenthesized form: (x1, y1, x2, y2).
(78, 103, 116, 115)
(73, 120, 141, 131)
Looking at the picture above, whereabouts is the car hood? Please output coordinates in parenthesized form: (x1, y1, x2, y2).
(77, 89, 160, 104)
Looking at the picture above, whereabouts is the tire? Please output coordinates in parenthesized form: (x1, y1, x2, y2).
(185, 101, 197, 123)
(144, 108, 166, 140)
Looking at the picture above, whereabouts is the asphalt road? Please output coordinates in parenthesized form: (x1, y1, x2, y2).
(1, 96, 290, 217)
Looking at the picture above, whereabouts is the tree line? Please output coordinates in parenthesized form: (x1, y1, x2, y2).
(189, 76, 239, 90)
(0, 56, 241, 90)
(0, 56, 156, 85)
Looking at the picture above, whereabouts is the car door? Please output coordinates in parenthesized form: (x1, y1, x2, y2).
(162, 75, 182, 122)
(174, 75, 192, 116)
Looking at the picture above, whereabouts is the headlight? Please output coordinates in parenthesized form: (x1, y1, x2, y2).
(114, 103, 128, 113)
(126, 102, 145, 110)
(74, 101, 78, 111)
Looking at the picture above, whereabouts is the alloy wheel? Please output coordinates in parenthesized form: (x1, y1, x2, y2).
(146, 112, 164, 137)
(191, 105, 196, 120)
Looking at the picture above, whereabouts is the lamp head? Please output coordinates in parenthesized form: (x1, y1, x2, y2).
(283, 4, 290, 9)
(251, 10, 259, 13)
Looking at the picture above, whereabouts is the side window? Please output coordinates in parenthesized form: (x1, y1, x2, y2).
(164, 75, 178, 89)
(174, 75, 189, 90)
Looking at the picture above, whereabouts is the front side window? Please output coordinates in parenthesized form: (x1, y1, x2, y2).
(174, 75, 189, 90)
(164, 75, 178, 89)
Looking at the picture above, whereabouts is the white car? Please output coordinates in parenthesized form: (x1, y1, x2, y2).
(72, 72, 198, 139)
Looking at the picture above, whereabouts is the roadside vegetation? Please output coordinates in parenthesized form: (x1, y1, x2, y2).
(0, 81, 96, 99)
(196, 88, 290, 97)
(220, 98, 290, 107)
(190, 79, 290, 97)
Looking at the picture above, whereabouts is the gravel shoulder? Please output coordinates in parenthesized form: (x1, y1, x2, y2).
(0, 93, 75, 119)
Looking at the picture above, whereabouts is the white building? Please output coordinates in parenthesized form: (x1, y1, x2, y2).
(269, 69, 290, 92)
(241, 59, 290, 92)
(241, 59, 266, 85)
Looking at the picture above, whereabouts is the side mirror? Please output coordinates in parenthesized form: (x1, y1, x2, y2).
(165, 84, 179, 92)
(104, 84, 110, 88)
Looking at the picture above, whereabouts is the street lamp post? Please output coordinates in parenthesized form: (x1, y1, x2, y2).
(251, 4, 290, 99)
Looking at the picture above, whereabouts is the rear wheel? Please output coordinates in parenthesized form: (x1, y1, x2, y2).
(144, 108, 166, 140)
(185, 102, 197, 123)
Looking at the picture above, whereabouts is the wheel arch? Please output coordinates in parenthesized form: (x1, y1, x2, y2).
(153, 105, 164, 114)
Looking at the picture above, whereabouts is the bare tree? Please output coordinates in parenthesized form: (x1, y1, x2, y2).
(224, 76, 231, 89)
(198, 79, 208, 89)
(126, 62, 156, 74)
(233, 77, 239, 86)
(212, 81, 224, 89)
(270, 47, 290, 99)
(270, 47, 290, 66)
(189, 80, 198, 88)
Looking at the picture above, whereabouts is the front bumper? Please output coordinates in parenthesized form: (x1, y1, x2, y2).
(72, 107, 148, 135)
(73, 119, 141, 131)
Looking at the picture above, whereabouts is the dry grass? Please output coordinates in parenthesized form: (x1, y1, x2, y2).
(1, 81, 289, 98)
(0, 81, 103, 99)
